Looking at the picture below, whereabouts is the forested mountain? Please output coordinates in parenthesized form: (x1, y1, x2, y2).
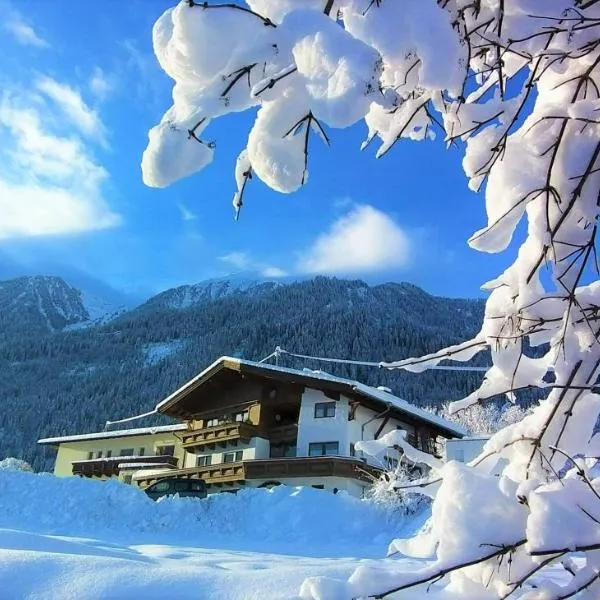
(144, 277, 282, 310)
(0, 276, 125, 338)
(0, 276, 91, 337)
(0, 275, 486, 471)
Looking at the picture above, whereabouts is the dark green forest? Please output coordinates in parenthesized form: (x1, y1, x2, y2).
(0, 276, 487, 470)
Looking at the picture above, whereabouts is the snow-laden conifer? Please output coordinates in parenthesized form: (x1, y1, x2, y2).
(143, 1, 600, 597)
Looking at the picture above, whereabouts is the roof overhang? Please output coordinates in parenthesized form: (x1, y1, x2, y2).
(37, 423, 187, 446)
(155, 356, 465, 438)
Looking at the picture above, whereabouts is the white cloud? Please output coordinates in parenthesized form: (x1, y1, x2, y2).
(261, 266, 288, 278)
(121, 39, 164, 105)
(178, 201, 197, 222)
(297, 204, 411, 274)
(0, 180, 119, 238)
(218, 252, 287, 278)
(219, 251, 251, 270)
(35, 77, 107, 143)
(3, 9, 49, 49)
(89, 67, 114, 102)
(0, 86, 121, 239)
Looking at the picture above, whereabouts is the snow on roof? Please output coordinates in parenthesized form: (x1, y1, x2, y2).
(351, 382, 467, 437)
(156, 356, 466, 437)
(38, 423, 186, 445)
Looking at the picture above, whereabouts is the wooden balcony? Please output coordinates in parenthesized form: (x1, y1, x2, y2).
(135, 461, 246, 489)
(268, 424, 298, 444)
(72, 454, 178, 478)
(244, 456, 381, 483)
(134, 457, 381, 490)
(181, 421, 259, 451)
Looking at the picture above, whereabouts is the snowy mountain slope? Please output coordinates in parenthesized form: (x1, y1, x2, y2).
(142, 275, 282, 310)
(0, 276, 126, 336)
(0, 276, 90, 334)
(0, 275, 486, 471)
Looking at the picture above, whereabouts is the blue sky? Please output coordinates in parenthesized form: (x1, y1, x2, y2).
(0, 0, 517, 300)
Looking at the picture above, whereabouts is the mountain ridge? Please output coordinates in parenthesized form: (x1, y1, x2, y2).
(0, 274, 486, 471)
(0, 275, 128, 336)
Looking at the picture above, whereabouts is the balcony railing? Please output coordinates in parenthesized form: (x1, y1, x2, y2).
(268, 424, 298, 444)
(244, 456, 381, 483)
(134, 456, 380, 489)
(135, 461, 246, 488)
(72, 454, 178, 478)
(181, 421, 259, 450)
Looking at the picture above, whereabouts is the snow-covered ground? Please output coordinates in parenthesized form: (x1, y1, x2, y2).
(0, 470, 427, 599)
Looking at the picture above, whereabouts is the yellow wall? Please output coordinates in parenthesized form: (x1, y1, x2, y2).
(52, 431, 186, 478)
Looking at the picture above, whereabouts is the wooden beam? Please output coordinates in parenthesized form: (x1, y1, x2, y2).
(374, 415, 390, 440)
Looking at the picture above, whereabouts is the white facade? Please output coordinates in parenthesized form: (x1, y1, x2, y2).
(176, 385, 444, 489)
(444, 437, 489, 463)
(296, 389, 350, 457)
(296, 391, 412, 470)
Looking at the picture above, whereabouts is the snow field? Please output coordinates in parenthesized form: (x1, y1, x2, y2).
(0, 470, 411, 552)
(0, 469, 427, 599)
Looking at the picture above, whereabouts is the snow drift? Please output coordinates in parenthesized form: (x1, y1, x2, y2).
(0, 470, 415, 556)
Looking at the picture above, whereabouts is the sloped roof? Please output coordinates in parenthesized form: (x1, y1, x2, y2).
(156, 356, 466, 438)
(38, 423, 186, 445)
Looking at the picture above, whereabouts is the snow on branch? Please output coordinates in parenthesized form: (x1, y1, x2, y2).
(144, 1, 600, 598)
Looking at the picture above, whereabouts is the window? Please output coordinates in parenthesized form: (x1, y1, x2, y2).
(156, 445, 175, 456)
(234, 410, 249, 422)
(206, 418, 220, 428)
(106, 450, 112, 458)
(223, 450, 244, 463)
(87, 451, 93, 460)
(138, 448, 145, 457)
(120, 448, 134, 456)
(197, 455, 212, 467)
(308, 442, 339, 457)
(270, 443, 296, 458)
(312, 484, 324, 490)
(123, 474, 132, 485)
(350, 443, 356, 457)
(314, 402, 336, 418)
(96, 451, 103, 459)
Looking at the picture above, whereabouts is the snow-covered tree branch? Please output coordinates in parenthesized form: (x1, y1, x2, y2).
(142, 0, 600, 597)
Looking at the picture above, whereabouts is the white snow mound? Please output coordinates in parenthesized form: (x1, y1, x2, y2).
(0, 470, 412, 554)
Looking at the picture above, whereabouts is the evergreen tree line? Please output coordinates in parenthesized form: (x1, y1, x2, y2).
(0, 277, 492, 471)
